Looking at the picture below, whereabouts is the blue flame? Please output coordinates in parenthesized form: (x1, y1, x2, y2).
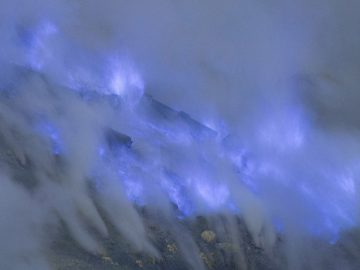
(14, 23, 358, 245)
(35, 120, 63, 155)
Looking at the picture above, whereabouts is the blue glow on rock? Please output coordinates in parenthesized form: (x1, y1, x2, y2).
(106, 58, 144, 105)
(194, 178, 230, 209)
(35, 120, 63, 155)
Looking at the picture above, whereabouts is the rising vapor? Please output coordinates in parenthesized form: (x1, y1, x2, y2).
(0, 1, 359, 269)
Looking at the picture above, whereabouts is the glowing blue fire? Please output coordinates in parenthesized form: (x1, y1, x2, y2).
(17, 24, 358, 245)
(108, 58, 144, 97)
(35, 120, 63, 155)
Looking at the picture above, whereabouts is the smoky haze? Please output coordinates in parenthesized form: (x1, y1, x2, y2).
(0, 0, 359, 269)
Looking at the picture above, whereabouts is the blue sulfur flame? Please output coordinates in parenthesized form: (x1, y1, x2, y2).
(35, 120, 63, 155)
(16, 21, 358, 246)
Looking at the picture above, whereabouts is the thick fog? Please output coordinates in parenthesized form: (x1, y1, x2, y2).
(0, 0, 359, 269)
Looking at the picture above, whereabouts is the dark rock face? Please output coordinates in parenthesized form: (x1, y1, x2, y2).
(105, 128, 133, 150)
(50, 210, 277, 270)
(49, 207, 360, 270)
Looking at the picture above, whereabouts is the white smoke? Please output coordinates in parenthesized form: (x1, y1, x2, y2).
(0, 0, 359, 269)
